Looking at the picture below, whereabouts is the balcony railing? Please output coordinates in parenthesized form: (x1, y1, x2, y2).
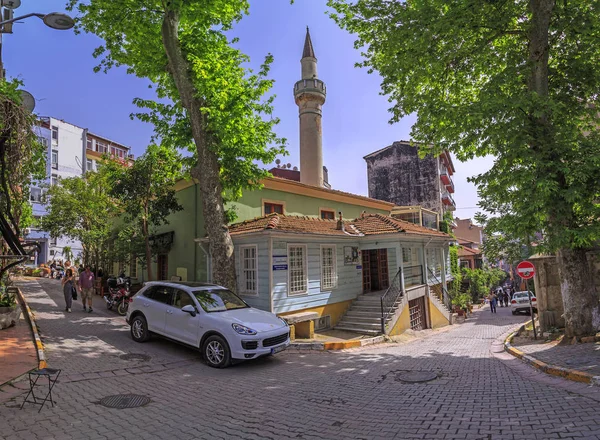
(446, 178, 455, 193)
(294, 78, 326, 95)
(440, 168, 451, 185)
(442, 193, 456, 210)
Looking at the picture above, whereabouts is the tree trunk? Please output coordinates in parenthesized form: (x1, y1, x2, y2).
(527, 0, 599, 337)
(160, 9, 237, 291)
(142, 218, 153, 281)
(556, 248, 600, 339)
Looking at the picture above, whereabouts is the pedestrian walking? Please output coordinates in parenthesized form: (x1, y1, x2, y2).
(487, 291, 497, 313)
(78, 265, 95, 313)
(61, 268, 76, 313)
(496, 287, 505, 307)
(503, 291, 509, 307)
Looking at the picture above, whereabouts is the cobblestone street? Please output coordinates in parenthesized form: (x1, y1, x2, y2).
(2, 278, 600, 440)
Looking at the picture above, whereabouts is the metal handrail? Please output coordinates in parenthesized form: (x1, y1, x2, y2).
(427, 267, 451, 311)
(380, 268, 404, 334)
(403, 264, 424, 287)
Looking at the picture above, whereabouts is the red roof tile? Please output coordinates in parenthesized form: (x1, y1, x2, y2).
(228, 213, 450, 239)
(458, 246, 481, 257)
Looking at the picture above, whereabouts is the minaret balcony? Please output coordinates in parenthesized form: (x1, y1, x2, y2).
(294, 79, 326, 97)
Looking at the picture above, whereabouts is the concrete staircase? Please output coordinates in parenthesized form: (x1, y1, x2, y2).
(428, 284, 453, 323)
(335, 294, 400, 335)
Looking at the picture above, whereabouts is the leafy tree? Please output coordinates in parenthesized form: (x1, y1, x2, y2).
(102, 145, 183, 281)
(463, 267, 507, 303)
(0, 80, 46, 278)
(41, 171, 116, 272)
(330, 0, 600, 337)
(67, 0, 286, 290)
(62, 246, 74, 263)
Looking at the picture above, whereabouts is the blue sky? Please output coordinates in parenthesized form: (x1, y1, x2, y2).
(8, 0, 491, 220)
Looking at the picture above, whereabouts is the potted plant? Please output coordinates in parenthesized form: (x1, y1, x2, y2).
(0, 288, 21, 330)
(452, 293, 470, 317)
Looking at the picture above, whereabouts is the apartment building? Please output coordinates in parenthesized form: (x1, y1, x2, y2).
(27, 117, 132, 264)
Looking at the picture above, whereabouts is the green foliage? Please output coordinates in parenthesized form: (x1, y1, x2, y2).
(0, 79, 46, 237)
(328, 1, 600, 254)
(67, 0, 287, 210)
(41, 171, 117, 267)
(0, 290, 15, 308)
(102, 145, 184, 277)
(462, 268, 507, 302)
(448, 245, 462, 299)
(440, 211, 454, 235)
(451, 292, 470, 310)
(62, 246, 74, 263)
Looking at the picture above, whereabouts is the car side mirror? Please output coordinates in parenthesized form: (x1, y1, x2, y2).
(181, 305, 197, 317)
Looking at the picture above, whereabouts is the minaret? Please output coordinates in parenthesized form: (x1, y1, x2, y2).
(294, 27, 326, 187)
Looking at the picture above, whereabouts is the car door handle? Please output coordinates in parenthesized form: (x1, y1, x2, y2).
(143, 302, 150, 307)
(166, 310, 173, 314)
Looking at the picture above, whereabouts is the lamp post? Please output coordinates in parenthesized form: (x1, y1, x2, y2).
(0, 1, 75, 80)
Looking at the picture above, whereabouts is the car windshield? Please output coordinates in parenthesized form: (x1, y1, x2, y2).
(514, 292, 531, 299)
(192, 289, 248, 313)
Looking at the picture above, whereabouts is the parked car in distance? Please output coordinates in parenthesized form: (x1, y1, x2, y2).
(126, 281, 290, 368)
(510, 291, 537, 315)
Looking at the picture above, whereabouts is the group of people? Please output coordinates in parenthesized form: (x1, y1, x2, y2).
(487, 285, 515, 314)
(59, 262, 96, 314)
(48, 260, 83, 280)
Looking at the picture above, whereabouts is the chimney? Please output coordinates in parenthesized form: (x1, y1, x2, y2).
(361, 210, 366, 219)
(336, 211, 344, 230)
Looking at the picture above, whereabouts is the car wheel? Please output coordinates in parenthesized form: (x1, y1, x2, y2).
(203, 335, 231, 368)
(511, 310, 516, 315)
(131, 315, 150, 343)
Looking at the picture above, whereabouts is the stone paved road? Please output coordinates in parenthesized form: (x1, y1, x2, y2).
(2, 278, 600, 440)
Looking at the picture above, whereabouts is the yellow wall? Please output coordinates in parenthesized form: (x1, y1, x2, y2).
(428, 298, 450, 328)
(278, 299, 354, 327)
(389, 304, 411, 336)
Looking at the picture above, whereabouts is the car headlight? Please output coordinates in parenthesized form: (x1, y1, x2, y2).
(279, 317, 288, 327)
(232, 323, 257, 335)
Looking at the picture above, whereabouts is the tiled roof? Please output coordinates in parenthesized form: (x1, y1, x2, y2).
(350, 214, 450, 237)
(229, 214, 359, 237)
(229, 213, 450, 238)
(458, 246, 482, 257)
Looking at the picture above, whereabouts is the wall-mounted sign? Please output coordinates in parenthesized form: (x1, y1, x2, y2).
(272, 256, 287, 265)
(344, 246, 360, 265)
(273, 264, 288, 271)
(356, 265, 362, 270)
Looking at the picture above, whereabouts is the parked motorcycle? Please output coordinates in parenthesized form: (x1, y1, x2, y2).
(104, 273, 132, 316)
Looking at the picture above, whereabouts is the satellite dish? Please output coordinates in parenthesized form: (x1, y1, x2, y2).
(43, 12, 75, 30)
(19, 90, 35, 113)
(293, 166, 298, 171)
(275, 159, 281, 165)
(2, 0, 21, 9)
(286, 163, 291, 169)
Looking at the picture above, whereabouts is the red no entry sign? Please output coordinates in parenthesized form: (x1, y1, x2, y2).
(516, 261, 535, 280)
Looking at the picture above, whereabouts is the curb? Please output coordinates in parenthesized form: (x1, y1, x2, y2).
(12, 287, 46, 369)
(290, 335, 386, 351)
(504, 321, 600, 387)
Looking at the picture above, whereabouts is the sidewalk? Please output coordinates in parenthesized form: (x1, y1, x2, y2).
(0, 301, 38, 386)
(511, 333, 600, 377)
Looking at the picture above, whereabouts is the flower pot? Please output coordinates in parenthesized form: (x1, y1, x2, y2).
(0, 305, 21, 329)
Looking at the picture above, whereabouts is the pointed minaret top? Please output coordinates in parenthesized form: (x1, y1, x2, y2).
(302, 27, 316, 59)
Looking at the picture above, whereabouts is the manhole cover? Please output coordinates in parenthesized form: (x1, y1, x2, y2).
(396, 371, 438, 383)
(100, 394, 151, 409)
(119, 353, 151, 362)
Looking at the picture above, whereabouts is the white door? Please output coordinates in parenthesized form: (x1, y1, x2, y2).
(140, 285, 172, 335)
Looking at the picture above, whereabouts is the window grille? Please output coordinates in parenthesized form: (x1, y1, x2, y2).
(240, 246, 257, 294)
(321, 246, 336, 289)
(288, 245, 307, 295)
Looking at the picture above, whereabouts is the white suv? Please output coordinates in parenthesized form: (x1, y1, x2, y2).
(126, 281, 290, 368)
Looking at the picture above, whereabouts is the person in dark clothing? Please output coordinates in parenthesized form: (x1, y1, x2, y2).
(61, 268, 76, 313)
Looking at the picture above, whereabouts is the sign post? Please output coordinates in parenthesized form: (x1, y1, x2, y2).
(516, 261, 537, 340)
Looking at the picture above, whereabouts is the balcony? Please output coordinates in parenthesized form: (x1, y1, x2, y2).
(440, 168, 451, 186)
(442, 193, 456, 211)
(446, 178, 455, 193)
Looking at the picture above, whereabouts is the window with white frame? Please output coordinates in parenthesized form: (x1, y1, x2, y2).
(51, 174, 58, 186)
(86, 159, 93, 172)
(51, 150, 58, 169)
(426, 248, 442, 279)
(288, 245, 307, 295)
(320, 245, 337, 290)
(51, 125, 58, 141)
(240, 245, 257, 294)
(96, 141, 107, 154)
(50, 237, 57, 246)
(130, 255, 137, 278)
(39, 137, 48, 148)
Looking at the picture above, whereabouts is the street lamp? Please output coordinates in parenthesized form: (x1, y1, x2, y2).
(0, 0, 75, 108)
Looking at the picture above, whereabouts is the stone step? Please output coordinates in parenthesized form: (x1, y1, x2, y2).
(333, 325, 381, 335)
(345, 310, 382, 318)
(335, 320, 381, 329)
(350, 305, 382, 312)
(339, 315, 382, 324)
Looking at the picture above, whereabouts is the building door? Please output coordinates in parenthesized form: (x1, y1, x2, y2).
(362, 249, 389, 292)
(157, 254, 168, 280)
(409, 297, 428, 330)
(362, 251, 371, 292)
